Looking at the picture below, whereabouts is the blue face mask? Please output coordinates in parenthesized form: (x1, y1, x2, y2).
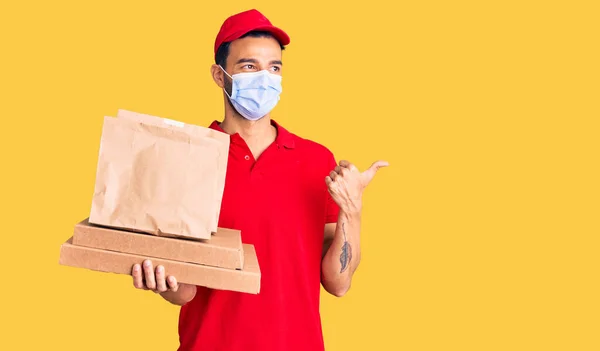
(220, 65, 283, 121)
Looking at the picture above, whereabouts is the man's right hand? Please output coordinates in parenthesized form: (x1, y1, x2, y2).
(132, 259, 179, 293)
(131, 260, 197, 306)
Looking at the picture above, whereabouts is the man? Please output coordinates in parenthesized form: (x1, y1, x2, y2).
(130, 9, 388, 351)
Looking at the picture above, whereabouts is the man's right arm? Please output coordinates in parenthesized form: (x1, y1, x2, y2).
(132, 259, 197, 306)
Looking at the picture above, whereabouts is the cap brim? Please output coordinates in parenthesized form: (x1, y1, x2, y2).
(251, 25, 290, 46)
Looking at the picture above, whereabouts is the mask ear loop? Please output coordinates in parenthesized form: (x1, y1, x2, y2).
(219, 65, 234, 98)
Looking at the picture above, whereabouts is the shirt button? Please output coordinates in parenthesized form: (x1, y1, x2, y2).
(244, 155, 250, 161)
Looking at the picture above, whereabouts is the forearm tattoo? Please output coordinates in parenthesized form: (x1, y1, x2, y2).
(339, 222, 352, 273)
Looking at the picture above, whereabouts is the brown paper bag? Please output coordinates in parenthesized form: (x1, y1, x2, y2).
(89, 115, 226, 240)
(115, 109, 229, 234)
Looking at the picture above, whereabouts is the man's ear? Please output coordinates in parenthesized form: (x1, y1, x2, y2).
(211, 64, 225, 88)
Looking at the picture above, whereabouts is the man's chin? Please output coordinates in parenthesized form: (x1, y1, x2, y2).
(238, 114, 267, 122)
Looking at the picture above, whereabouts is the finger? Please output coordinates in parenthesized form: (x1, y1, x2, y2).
(340, 167, 350, 177)
(143, 260, 156, 290)
(132, 264, 146, 289)
(361, 160, 390, 184)
(329, 170, 338, 181)
(339, 160, 358, 171)
(167, 276, 179, 292)
(155, 265, 168, 293)
(334, 166, 343, 174)
(325, 176, 333, 186)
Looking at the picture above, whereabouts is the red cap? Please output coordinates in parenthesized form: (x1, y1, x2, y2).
(214, 9, 290, 58)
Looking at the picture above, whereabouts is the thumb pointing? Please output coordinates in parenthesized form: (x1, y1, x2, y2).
(361, 160, 389, 184)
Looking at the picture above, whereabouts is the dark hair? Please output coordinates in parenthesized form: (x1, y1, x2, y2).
(215, 31, 285, 69)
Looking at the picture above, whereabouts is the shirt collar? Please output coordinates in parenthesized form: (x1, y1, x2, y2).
(208, 119, 296, 149)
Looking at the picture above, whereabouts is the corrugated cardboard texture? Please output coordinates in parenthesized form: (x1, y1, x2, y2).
(116, 109, 230, 234)
(72, 218, 244, 269)
(89, 116, 223, 240)
(59, 238, 260, 294)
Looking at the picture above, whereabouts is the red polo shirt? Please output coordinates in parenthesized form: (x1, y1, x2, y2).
(177, 119, 340, 351)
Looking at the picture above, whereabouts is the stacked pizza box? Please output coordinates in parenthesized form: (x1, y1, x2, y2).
(58, 110, 260, 294)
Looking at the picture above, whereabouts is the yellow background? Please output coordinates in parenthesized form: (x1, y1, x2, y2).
(1, 0, 599, 350)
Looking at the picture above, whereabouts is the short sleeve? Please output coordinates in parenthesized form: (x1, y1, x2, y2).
(324, 151, 340, 223)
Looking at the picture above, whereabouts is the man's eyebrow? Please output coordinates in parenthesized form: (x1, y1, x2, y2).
(235, 58, 259, 65)
(234, 58, 283, 66)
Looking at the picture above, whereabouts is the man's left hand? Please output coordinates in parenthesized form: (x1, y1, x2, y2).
(325, 159, 389, 214)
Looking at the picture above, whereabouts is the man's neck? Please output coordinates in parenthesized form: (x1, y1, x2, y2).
(220, 112, 277, 159)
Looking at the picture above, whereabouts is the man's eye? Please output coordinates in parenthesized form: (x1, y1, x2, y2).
(271, 66, 280, 72)
(244, 64, 255, 69)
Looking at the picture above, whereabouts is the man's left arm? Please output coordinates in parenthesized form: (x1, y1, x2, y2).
(321, 211, 362, 297)
(321, 159, 389, 297)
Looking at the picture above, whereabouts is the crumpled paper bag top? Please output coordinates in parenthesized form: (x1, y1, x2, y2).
(116, 109, 230, 233)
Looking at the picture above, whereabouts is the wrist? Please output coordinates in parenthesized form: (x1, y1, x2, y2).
(340, 208, 362, 222)
(160, 284, 196, 305)
(179, 284, 197, 302)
